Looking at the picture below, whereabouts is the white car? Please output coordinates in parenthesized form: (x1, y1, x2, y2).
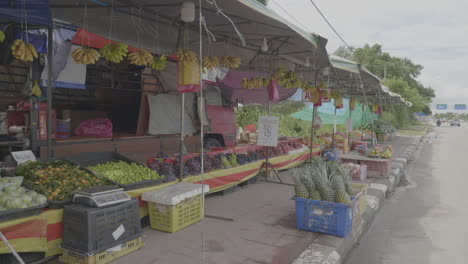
(450, 120, 461, 126)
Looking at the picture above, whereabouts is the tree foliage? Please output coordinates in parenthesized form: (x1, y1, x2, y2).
(334, 44, 435, 108)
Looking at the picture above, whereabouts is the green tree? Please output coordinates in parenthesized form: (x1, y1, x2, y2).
(334, 44, 435, 104)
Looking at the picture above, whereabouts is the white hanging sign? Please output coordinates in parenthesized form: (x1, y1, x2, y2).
(11, 150, 36, 164)
(257, 116, 279, 147)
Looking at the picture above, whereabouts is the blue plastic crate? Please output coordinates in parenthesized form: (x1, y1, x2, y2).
(294, 196, 354, 237)
(323, 149, 340, 161)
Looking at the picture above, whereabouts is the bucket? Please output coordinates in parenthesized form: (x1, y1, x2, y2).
(56, 119, 70, 139)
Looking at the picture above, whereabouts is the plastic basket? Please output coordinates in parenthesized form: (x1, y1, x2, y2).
(66, 151, 165, 191)
(294, 196, 355, 237)
(0, 202, 48, 223)
(59, 237, 144, 264)
(148, 195, 203, 233)
(61, 198, 142, 255)
(323, 149, 340, 161)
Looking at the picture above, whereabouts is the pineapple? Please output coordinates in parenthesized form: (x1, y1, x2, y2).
(316, 161, 335, 202)
(332, 174, 352, 204)
(293, 168, 309, 198)
(302, 168, 322, 201)
(338, 165, 354, 195)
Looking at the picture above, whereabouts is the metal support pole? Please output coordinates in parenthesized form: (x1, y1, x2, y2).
(179, 93, 185, 181)
(308, 105, 315, 161)
(331, 107, 337, 148)
(347, 101, 352, 148)
(46, 27, 53, 159)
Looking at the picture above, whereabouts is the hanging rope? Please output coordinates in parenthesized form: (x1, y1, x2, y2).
(205, 0, 246, 47)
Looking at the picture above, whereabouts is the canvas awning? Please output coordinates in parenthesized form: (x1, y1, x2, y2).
(48, 0, 330, 70)
(0, 0, 52, 27)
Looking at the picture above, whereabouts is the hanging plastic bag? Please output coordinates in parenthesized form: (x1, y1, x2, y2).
(312, 115, 322, 130)
(268, 79, 279, 101)
(74, 118, 113, 138)
(177, 61, 201, 93)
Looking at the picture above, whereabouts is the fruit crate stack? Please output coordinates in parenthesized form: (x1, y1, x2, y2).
(142, 182, 210, 233)
(59, 198, 143, 264)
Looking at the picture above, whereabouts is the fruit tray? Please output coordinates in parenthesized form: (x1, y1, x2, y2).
(67, 151, 165, 191)
(21, 160, 116, 209)
(0, 202, 48, 223)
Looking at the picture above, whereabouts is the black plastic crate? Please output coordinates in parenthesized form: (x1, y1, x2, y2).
(212, 185, 239, 196)
(66, 151, 165, 191)
(61, 198, 142, 255)
(0, 252, 45, 264)
(0, 202, 48, 223)
(238, 175, 259, 187)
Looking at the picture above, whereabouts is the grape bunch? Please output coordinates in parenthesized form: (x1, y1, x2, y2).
(173, 158, 189, 178)
(211, 154, 223, 169)
(236, 154, 251, 165)
(221, 156, 231, 168)
(202, 154, 212, 173)
(186, 157, 202, 175)
(148, 160, 176, 182)
(248, 151, 259, 161)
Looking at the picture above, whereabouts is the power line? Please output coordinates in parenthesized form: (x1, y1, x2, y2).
(269, 0, 310, 31)
(307, 0, 352, 49)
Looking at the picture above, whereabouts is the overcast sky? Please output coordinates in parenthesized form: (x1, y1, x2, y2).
(270, 0, 468, 109)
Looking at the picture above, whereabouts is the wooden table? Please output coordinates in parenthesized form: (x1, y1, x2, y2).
(340, 151, 392, 178)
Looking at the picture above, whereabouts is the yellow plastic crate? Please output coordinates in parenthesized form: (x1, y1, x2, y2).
(59, 237, 144, 264)
(351, 183, 368, 217)
(148, 194, 203, 233)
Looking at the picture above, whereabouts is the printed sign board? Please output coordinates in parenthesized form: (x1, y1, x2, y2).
(454, 104, 466, 110)
(257, 116, 279, 147)
(436, 104, 447, 110)
(11, 150, 36, 164)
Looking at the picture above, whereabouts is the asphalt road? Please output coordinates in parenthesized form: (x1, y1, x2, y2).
(346, 124, 468, 264)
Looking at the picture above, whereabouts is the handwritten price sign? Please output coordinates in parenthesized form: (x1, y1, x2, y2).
(257, 116, 279, 147)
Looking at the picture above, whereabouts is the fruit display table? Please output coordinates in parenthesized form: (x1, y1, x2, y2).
(0, 147, 319, 257)
(340, 152, 392, 178)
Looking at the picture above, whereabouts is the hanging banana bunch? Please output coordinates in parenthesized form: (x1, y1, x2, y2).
(303, 84, 315, 93)
(221, 56, 241, 69)
(178, 50, 198, 63)
(128, 50, 153, 66)
(11, 39, 38, 62)
(151, 55, 168, 71)
(31, 81, 42, 97)
(350, 97, 356, 110)
(0, 30, 5, 43)
(291, 79, 304, 89)
(71, 48, 101, 64)
(100, 43, 128, 63)
(311, 87, 321, 104)
(202, 56, 219, 70)
(333, 93, 343, 108)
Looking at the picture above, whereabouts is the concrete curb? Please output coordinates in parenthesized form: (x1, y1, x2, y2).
(292, 136, 424, 264)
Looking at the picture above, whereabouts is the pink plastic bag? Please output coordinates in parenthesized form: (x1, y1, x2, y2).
(74, 118, 113, 138)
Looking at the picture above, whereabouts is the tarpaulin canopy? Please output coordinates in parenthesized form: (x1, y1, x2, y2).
(290, 102, 377, 127)
(49, 0, 330, 71)
(0, 0, 52, 27)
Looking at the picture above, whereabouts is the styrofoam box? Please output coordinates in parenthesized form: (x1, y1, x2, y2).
(142, 182, 210, 205)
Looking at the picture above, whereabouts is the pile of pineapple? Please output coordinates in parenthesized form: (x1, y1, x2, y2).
(293, 158, 353, 204)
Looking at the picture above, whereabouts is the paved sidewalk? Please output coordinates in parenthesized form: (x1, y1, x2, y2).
(106, 135, 423, 264)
